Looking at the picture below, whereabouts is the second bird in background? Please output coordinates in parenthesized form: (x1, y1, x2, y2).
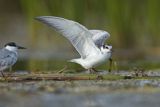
(0, 42, 26, 78)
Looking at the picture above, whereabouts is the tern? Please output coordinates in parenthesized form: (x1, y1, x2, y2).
(36, 16, 112, 73)
(0, 42, 26, 77)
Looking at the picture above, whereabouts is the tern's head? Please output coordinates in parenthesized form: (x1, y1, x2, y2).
(4, 42, 26, 51)
(101, 45, 112, 53)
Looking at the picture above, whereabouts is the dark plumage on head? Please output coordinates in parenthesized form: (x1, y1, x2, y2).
(4, 42, 26, 49)
(4, 42, 17, 47)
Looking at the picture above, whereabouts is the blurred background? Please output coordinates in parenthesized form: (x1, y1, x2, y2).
(0, 0, 160, 72)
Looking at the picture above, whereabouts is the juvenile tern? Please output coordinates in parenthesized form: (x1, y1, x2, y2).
(36, 16, 112, 73)
(0, 42, 26, 77)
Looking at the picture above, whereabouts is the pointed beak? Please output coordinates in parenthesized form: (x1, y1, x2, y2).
(17, 46, 26, 49)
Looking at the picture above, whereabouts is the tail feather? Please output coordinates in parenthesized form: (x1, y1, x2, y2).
(68, 58, 86, 69)
(68, 59, 76, 63)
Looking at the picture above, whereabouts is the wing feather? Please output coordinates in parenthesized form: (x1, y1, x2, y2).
(36, 16, 100, 58)
(89, 30, 110, 48)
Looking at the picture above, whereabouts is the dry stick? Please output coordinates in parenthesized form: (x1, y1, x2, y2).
(108, 58, 113, 72)
(57, 65, 68, 73)
(0, 74, 96, 81)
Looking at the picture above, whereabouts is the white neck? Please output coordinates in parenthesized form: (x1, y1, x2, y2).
(5, 46, 18, 51)
(100, 47, 111, 54)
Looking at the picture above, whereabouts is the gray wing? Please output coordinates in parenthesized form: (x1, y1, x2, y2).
(0, 48, 11, 59)
(36, 16, 101, 58)
(0, 49, 17, 71)
(89, 30, 110, 48)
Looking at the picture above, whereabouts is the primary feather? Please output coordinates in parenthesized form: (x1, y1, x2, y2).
(36, 16, 101, 58)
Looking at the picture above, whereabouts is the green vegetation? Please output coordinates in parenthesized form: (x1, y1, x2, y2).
(19, 0, 160, 48)
(0, 0, 160, 71)
(19, 0, 160, 71)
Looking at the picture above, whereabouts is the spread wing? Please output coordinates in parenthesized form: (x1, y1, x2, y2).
(36, 16, 101, 59)
(89, 30, 110, 48)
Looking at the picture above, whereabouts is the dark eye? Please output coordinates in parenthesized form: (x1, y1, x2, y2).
(105, 46, 109, 49)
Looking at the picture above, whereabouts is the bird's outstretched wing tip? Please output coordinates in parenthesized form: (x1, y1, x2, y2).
(35, 16, 55, 25)
(35, 16, 64, 20)
(35, 16, 47, 21)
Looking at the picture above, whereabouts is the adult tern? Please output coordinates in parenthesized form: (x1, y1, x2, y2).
(0, 42, 26, 77)
(36, 16, 112, 73)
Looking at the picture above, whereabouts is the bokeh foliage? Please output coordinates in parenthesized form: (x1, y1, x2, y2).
(19, 0, 160, 48)
(1, 0, 160, 71)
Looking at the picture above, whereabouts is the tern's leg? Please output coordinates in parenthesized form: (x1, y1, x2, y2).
(0, 71, 5, 77)
(88, 68, 93, 74)
(92, 68, 104, 79)
(7, 67, 13, 77)
(0, 71, 7, 80)
(92, 68, 98, 72)
(88, 68, 103, 79)
(88, 69, 93, 74)
(108, 58, 113, 72)
(89, 68, 97, 74)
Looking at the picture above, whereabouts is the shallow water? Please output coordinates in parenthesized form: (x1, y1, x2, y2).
(0, 70, 160, 107)
(1, 92, 160, 107)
